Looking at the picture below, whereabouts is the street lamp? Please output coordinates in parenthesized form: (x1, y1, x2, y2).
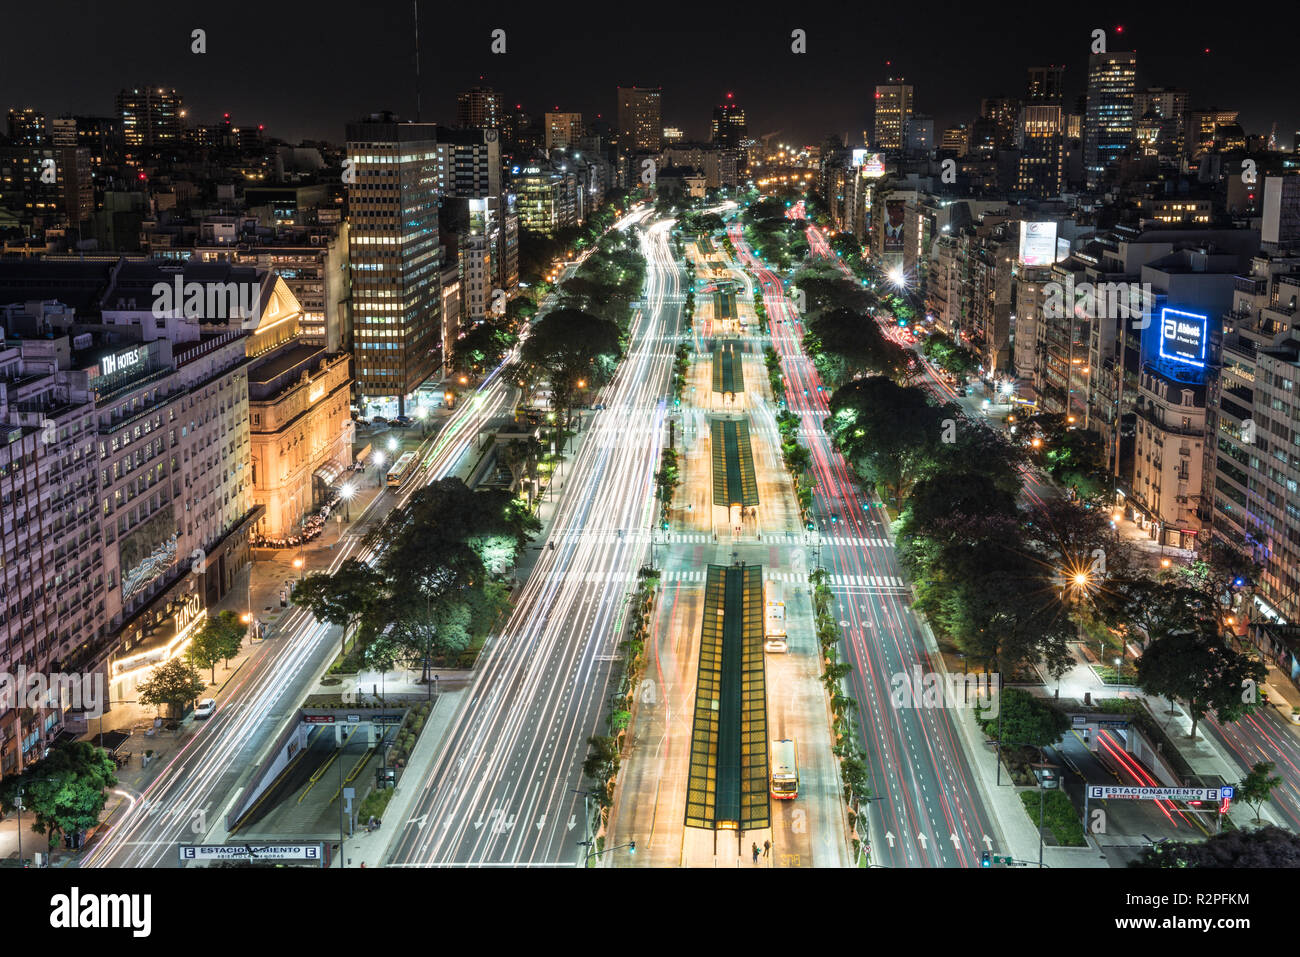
(293, 556, 304, 581)
(340, 482, 355, 521)
(387, 436, 398, 454)
(1114, 656, 1124, 687)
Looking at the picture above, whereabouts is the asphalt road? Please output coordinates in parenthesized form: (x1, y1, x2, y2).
(728, 218, 1003, 867)
(384, 214, 684, 866)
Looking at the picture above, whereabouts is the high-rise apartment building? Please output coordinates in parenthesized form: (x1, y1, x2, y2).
(1083, 52, 1137, 186)
(345, 114, 443, 412)
(6, 108, 46, 145)
(873, 81, 914, 153)
(543, 112, 583, 151)
(457, 85, 503, 130)
(1210, 251, 1300, 620)
(616, 86, 662, 153)
(116, 87, 184, 154)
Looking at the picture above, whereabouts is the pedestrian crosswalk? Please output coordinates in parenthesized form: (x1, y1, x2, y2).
(548, 530, 894, 547)
(828, 574, 910, 591)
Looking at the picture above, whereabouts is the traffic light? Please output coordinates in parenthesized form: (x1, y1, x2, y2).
(806, 521, 815, 531)
(981, 851, 991, 867)
(629, 841, 637, 854)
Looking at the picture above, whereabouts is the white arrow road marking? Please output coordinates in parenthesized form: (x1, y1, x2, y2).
(917, 833, 929, 848)
(949, 832, 961, 849)
(885, 831, 896, 848)
(567, 815, 577, 831)
(537, 815, 546, 831)
(406, 814, 427, 829)
(983, 834, 993, 850)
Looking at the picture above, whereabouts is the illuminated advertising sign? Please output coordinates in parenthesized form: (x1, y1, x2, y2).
(1158, 307, 1208, 368)
(851, 148, 868, 167)
(1018, 221, 1058, 266)
(860, 152, 886, 179)
(884, 199, 905, 250)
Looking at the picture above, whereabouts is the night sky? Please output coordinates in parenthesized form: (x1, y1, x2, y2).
(6, 1, 1295, 148)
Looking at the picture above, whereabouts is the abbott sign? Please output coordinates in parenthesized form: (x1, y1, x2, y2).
(1158, 307, 1208, 368)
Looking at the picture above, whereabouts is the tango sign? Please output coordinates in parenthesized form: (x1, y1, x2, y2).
(1087, 785, 1233, 801)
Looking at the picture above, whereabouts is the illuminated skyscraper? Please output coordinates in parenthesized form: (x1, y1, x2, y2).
(616, 86, 662, 152)
(345, 113, 443, 411)
(873, 81, 913, 153)
(1083, 52, 1137, 186)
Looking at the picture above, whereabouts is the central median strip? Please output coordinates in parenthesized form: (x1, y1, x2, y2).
(685, 563, 770, 831)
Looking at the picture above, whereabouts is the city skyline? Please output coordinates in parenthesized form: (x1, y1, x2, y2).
(4, 3, 1296, 147)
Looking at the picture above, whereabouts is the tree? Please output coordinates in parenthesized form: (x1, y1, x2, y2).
(1130, 826, 1300, 868)
(828, 377, 946, 509)
(583, 734, 621, 807)
(187, 610, 246, 682)
(136, 657, 208, 718)
(1236, 761, 1283, 823)
(294, 558, 386, 659)
(1172, 538, 1261, 633)
(519, 308, 623, 427)
(804, 306, 908, 386)
(0, 741, 117, 850)
(978, 688, 1069, 748)
(454, 321, 517, 376)
(1135, 627, 1266, 739)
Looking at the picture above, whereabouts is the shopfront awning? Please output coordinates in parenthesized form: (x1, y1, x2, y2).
(314, 461, 344, 486)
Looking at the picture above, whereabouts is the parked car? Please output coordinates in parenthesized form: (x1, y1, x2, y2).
(1033, 766, 1059, 789)
(194, 698, 216, 720)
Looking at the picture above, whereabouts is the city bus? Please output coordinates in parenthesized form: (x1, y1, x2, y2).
(770, 739, 799, 799)
(386, 451, 417, 488)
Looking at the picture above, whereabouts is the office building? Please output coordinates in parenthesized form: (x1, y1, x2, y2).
(1083, 52, 1137, 186)
(345, 114, 443, 412)
(436, 125, 502, 199)
(873, 81, 914, 153)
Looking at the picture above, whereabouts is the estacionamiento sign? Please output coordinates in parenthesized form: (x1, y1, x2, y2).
(1087, 785, 1234, 801)
(179, 843, 323, 863)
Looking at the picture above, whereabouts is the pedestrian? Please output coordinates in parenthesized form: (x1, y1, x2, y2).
(752, 842, 760, 864)
(763, 839, 770, 858)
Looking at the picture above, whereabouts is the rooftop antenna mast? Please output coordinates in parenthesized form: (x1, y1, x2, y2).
(413, 0, 422, 121)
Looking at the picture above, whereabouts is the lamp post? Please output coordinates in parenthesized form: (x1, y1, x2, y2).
(339, 482, 355, 522)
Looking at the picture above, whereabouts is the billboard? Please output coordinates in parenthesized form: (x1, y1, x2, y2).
(884, 199, 905, 250)
(851, 148, 868, 167)
(1018, 221, 1058, 266)
(859, 152, 886, 179)
(1158, 307, 1208, 368)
